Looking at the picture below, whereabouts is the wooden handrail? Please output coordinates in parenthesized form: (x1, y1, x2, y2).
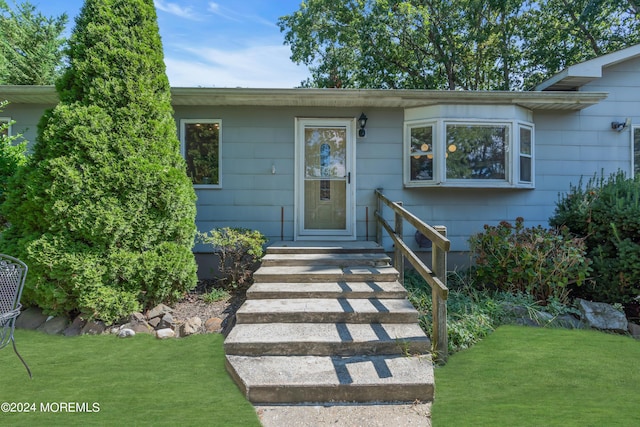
(375, 189, 449, 363)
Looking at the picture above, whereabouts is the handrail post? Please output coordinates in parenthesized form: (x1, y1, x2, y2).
(432, 226, 448, 363)
(375, 188, 383, 245)
(394, 202, 404, 285)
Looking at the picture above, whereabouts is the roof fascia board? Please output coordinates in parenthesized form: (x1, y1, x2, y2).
(0, 85, 607, 111)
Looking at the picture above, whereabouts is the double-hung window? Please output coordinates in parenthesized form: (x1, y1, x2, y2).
(180, 119, 221, 188)
(404, 106, 535, 188)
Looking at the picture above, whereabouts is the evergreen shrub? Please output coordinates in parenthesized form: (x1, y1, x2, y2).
(550, 171, 640, 303)
(0, 101, 27, 226)
(0, 0, 197, 323)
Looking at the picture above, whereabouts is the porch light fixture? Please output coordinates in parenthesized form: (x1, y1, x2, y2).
(358, 113, 368, 137)
(611, 118, 631, 132)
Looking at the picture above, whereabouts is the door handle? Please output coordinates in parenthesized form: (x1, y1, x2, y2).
(347, 172, 351, 184)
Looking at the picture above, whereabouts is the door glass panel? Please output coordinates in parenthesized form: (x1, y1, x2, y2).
(304, 127, 347, 230)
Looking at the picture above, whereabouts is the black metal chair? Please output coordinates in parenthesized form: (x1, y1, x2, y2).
(0, 254, 32, 378)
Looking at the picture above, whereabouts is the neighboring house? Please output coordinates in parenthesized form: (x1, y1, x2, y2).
(1, 44, 639, 273)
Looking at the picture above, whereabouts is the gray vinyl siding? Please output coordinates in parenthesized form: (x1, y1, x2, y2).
(2, 55, 637, 258)
(2, 103, 51, 148)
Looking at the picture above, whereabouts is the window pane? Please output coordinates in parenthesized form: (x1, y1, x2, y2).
(446, 124, 507, 180)
(185, 122, 219, 185)
(304, 127, 346, 179)
(410, 126, 434, 181)
(520, 127, 532, 155)
(635, 128, 640, 176)
(520, 156, 532, 182)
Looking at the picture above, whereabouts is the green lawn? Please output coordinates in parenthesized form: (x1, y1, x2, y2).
(432, 325, 640, 427)
(0, 330, 260, 427)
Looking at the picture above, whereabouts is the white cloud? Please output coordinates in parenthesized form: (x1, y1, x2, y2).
(164, 44, 308, 88)
(154, 0, 199, 20)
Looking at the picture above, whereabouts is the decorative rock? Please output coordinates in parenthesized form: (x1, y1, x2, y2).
(81, 320, 107, 335)
(130, 312, 146, 323)
(15, 307, 48, 330)
(577, 299, 628, 332)
(179, 317, 202, 336)
(155, 328, 175, 339)
(63, 315, 87, 337)
(550, 314, 584, 329)
(158, 313, 175, 330)
(205, 317, 223, 333)
(130, 322, 153, 334)
(36, 316, 69, 335)
(118, 328, 136, 338)
(629, 322, 640, 340)
(148, 317, 161, 328)
(147, 304, 173, 320)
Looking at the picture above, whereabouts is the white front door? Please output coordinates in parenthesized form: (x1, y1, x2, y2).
(295, 118, 356, 240)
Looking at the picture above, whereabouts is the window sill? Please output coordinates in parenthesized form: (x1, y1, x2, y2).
(405, 181, 534, 189)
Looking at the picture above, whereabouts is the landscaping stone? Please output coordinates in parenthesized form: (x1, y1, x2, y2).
(147, 303, 172, 320)
(148, 317, 161, 328)
(118, 328, 136, 338)
(156, 328, 175, 339)
(130, 312, 146, 323)
(15, 307, 48, 329)
(629, 322, 640, 340)
(36, 316, 69, 335)
(550, 314, 584, 329)
(577, 299, 628, 332)
(63, 315, 87, 337)
(158, 313, 175, 329)
(179, 317, 202, 336)
(205, 317, 223, 333)
(82, 320, 107, 335)
(130, 322, 153, 334)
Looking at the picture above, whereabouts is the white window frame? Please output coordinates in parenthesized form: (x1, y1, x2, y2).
(180, 119, 222, 189)
(404, 118, 535, 188)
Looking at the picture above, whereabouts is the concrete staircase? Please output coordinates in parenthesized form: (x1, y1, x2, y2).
(224, 241, 434, 404)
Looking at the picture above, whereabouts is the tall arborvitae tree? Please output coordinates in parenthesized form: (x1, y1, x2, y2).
(1, 0, 198, 323)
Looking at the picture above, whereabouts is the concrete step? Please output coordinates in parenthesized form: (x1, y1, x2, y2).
(246, 281, 408, 299)
(253, 265, 399, 283)
(260, 252, 391, 267)
(226, 354, 434, 403)
(265, 241, 386, 255)
(225, 322, 430, 356)
(235, 298, 419, 324)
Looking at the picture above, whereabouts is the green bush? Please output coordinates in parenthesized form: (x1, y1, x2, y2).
(198, 227, 266, 290)
(469, 217, 591, 304)
(0, 100, 28, 226)
(550, 171, 640, 303)
(0, 0, 197, 322)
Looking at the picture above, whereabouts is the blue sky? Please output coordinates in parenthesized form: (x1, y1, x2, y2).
(31, 0, 310, 88)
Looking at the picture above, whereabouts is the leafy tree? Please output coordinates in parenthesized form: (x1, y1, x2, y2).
(279, 0, 640, 90)
(521, 0, 640, 88)
(1, 0, 198, 323)
(0, 0, 68, 85)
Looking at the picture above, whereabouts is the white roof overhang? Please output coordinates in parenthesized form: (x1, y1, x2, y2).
(0, 85, 607, 111)
(536, 43, 640, 91)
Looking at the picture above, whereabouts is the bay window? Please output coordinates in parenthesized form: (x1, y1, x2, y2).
(404, 106, 534, 188)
